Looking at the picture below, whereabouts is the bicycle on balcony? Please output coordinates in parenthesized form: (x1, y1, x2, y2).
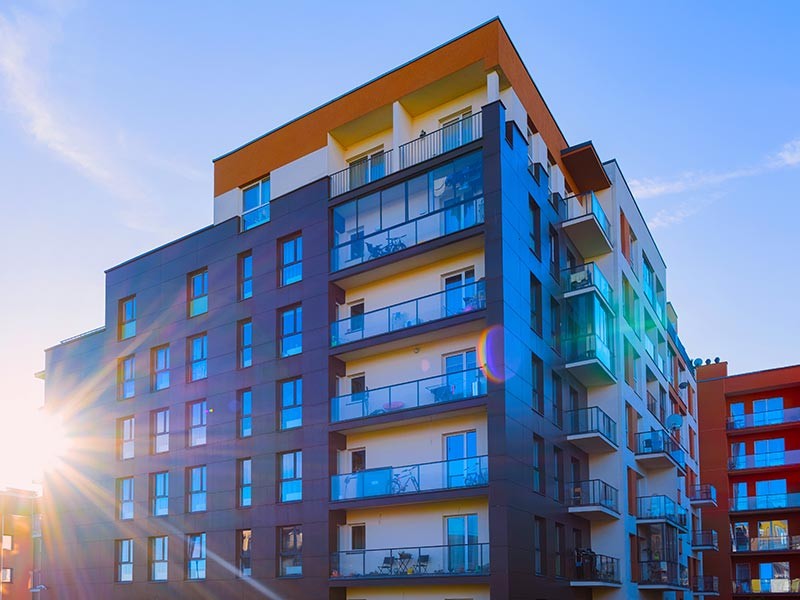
(388, 467, 420, 495)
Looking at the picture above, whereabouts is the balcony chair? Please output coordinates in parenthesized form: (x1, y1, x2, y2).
(414, 554, 430, 573)
(377, 556, 395, 574)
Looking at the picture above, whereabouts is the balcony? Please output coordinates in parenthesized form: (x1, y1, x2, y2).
(635, 430, 686, 471)
(331, 150, 483, 273)
(728, 407, 800, 433)
(331, 455, 488, 502)
(561, 262, 613, 310)
(567, 479, 620, 521)
(733, 536, 800, 554)
(561, 191, 612, 257)
(398, 112, 483, 171)
(331, 367, 487, 424)
(692, 530, 719, 551)
(564, 333, 616, 386)
(729, 449, 800, 472)
(731, 493, 800, 513)
(331, 280, 485, 347)
(693, 576, 720, 596)
(331, 542, 489, 579)
(637, 495, 688, 530)
(689, 484, 718, 508)
(565, 407, 618, 453)
(734, 578, 800, 594)
(330, 150, 394, 198)
(647, 390, 666, 425)
(638, 561, 688, 590)
(570, 552, 621, 588)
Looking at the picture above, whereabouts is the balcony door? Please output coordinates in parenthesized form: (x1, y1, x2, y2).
(441, 111, 472, 153)
(756, 479, 787, 509)
(753, 397, 784, 427)
(348, 149, 385, 190)
(444, 430, 478, 488)
(445, 350, 478, 400)
(759, 561, 790, 592)
(445, 514, 478, 573)
(758, 520, 789, 551)
(443, 269, 475, 317)
(729, 402, 745, 429)
(754, 438, 785, 468)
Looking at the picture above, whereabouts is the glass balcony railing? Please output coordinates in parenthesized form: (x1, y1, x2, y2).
(644, 335, 656, 360)
(689, 484, 717, 504)
(730, 492, 800, 512)
(563, 191, 611, 241)
(330, 150, 394, 198)
(639, 561, 688, 588)
(637, 495, 688, 529)
(566, 407, 617, 446)
(561, 263, 613, 307)
(692, 576, 719, 594)
(734, 578, 797, 594)
(564, 333, 615, 373)
(398, 113, 483, 170)
(567, 479, 619, 514)
(331, 367, 487, 423)
(727, 407, 800, 430)
(733, 535, 800, 553)
(571, 552, 620, 584)
(331, 542, 489, 578)
(692, 530, 719, 549)
(331, 455, 488, 501)
(635, 430, 686, 468)
(729, 449, 800, 471)
(331, 280, 485, 346)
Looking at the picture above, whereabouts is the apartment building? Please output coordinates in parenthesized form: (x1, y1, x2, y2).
(40, 18, 712, 600)
(698, 362, 800, 599)
(0, 488, 43, 599)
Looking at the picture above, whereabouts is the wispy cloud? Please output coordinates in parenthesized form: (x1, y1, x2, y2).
(630, 137, 800, 200)
(647, 193, 723, 230)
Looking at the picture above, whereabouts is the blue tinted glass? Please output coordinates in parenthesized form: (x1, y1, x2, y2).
(243, 185, 260, 211)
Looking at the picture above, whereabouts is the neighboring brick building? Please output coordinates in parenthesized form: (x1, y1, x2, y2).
(0, 488, 42, 599)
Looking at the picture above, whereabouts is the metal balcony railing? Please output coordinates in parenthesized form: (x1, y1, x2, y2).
(637, 495, 688, 529)
(639, 561, 688, 588)
(331, 455, 488, 501)
(733, 535, 800, 553)
(692, 575, 719, 594)
(567, 479, 619, 514)
(727, 406, 800, 430)
(566, 407, 617, 446)
(397, 113, 483, 170)
(689, 484, 718, 503)
(692, 530, 719, 548)
(635, 430, 686, 468)
(331, 367, 487, 423)
(571, 551, 620, 584)
(330, 150, 394, 198)
(331, 542, 489, 578)
(331, 280, 485, 346)
(731, 492, 800, 512)
(729, 449, 800, 471)
(563, 191, 611, 241)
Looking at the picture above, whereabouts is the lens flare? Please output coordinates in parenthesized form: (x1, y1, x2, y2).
(477, 325, 505, 383)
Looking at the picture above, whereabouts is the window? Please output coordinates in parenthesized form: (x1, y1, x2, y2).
(279, 305, 302, 357)
(188, 334, 208, 381)
(186, 533, 207, 580)
(279, 526, 302, 577)
(349, 302, 365, 332)
(117, 477, 134, 520)
(550, 297, 561, 353)
(238, 389, 252, 438)
(149, 536, 168, 582)
(553, 447, 564, 501)
(239, 251, 253, 300)
(1, 535, 11, 551)
(279, 378, 303, 430)
(238, 458, 252, 508)
(530, 273, 542, 335)
(533, 435, 545, 494)
(351, 524, 366, 550)
(549, 226, 559, 279)
(151, 471, 169, 516)
(626, 403, 640, 451)
(531, 354, 544, 414)
(118, 355, 135, 399)
(187, 465, 207, 512)
(242, 177, 270, 231)
(188, 269, 208, 317)
(238, 319, 253, 368)
(0, 568, 10, 583)
(627, 467, 641, 516)
(151, 408, 169, 454)
(279, 451, 302, 502)
(151, 345, 170, 391)
(754, 397, 785, 426)
(552, 372, 563, 428)
(238, 529, 252, 577)
(529, 196, 541, 257)
(116, 539, 133, 582)
(554, 523, 565, 577)
(188, 400, 207, 447)
(118, 296, 136, 340)
(118, 416, 134, 460)
(281, 234, 303, 286)
(533, 517, 545, 575)
(348, 148, 387, 189)
(629, 534, 639, 581)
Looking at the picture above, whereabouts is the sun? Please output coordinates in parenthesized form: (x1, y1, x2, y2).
(0, 405, 69, 489)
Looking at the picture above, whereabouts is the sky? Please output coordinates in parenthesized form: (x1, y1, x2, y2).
(0, 0, 798, 487)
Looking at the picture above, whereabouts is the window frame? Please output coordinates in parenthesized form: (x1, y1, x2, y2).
(149, 536, 168, 582)
(117, 477, 134, 520)
(151, 344, 170, 391)
(118, 416, 135, 461)
(151, 407, 170, 454)
(118, 354, 135, 399)
(186, 532, 207, 580)
(187, 465, 207, 513)
(151, 471, 169, 517)
(279, 305, 302, 358)
(238, 529, 253, 577)
(279, 378, 303, 430)
(187, 333, 208, 381)
(278, 525, 303, 577)
(116, 538, 134, 582)
(187, 269, 209, 318)
(280, 233, 303, 286)
(118, 296, 136, 340)
(238, 319, 253, 368)
(238, 389, 253, 438)
(187, 399, 207, 447)
(242, 177, 271, 231)
(239, 251, 253, 300)
(279, 450, 302, 503)
(238, 458, 252, 508)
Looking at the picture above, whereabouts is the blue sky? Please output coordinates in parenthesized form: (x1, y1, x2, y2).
(0, 0, 798, 483)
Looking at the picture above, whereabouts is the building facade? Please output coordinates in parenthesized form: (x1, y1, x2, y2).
(0, 489, 43, 599)
(41, 18, 712, 600)
(698, 361, 800, 599)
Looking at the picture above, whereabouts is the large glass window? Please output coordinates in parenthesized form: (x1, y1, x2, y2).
(238, 458, 252, 508)
(188, 400, 207, 447)
(151, 345, 170, 390)
(238, 529, 252, 577)
(239, 389, 252, 438)
(118, 416, 134, 460)
(534, 517, 545, 575)
(530, 274, 542, 335)
(242, 178, 270, 231)
(533, 435, 545, 494)
(151, 471, 169, 516)
(754, 397, 785, 426)
(188, 333, 208, 381)
(239, 319, 253, 368)
(756, 479, 787, 509)
(755, 438, 785, 467)
(117, 477, 134, 520)
(188, 269, 208, 317)
(331, 151, 483, 271)
(281, 234, 303, 286)
(280, 378, 302, 430)
(118, 355, 135, 399)
(279, 451, 302, 502)
(445, 514, 478, 573)
(151, 408, 169, 453)
(186, 533, 206, 580)
(119, 296, 136, 340)
(279, 526, 302, 577)
(116, 539, 133, 582)
(279, 306, 302, 357)
(187, 465, 207, 512)
(149, 536, 168, 582)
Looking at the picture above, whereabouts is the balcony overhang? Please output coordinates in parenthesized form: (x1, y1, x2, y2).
(568, 503, 620, 521)
(565, 358, 616, 387)
(562, 216, 613, 257)
(692, 542, 719, 552)
(567, 431, 617, 454)
(690, 496, 718, 508)
(638, 583, 688, 591)
(570, 580, 621, 588)
(561, 141, 611, 194)
(635, 451, 682, 471)
(694, 590, 720, 597)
